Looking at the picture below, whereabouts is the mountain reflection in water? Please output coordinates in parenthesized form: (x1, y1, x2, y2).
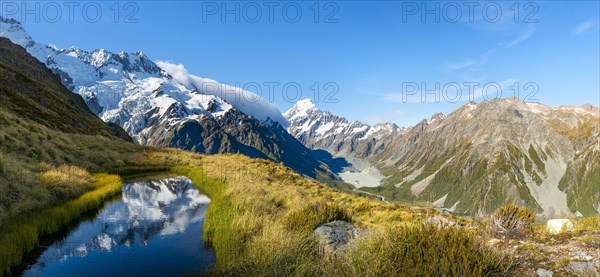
(23, 177, 214, 277)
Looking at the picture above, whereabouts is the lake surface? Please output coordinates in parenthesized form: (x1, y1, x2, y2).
(22, 177, 215, 277)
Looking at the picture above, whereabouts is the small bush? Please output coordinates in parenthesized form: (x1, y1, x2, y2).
(492, 204, 535, 230)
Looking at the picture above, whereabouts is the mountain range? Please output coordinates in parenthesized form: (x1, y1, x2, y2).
(285, 98, 600, 216)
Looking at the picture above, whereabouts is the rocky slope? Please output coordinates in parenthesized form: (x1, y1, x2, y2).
(0, 17, 329, 178)
(286, 98, 600, 216)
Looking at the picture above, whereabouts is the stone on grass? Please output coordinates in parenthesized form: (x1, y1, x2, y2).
(536, 268, 553, 277)
(565, 261, 599, 277)
(314, 221, 364, 257)
(546, 219, 573, 234)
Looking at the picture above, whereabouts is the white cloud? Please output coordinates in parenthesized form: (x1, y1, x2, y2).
(156, 61, 289, 127)
(506, 27, 536, 48)
(443, 59, 483, 72)
(442, 47, 496, 73)
(573, 21, 596, 34)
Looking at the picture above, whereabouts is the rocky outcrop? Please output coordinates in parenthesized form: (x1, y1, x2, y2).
(536, 268, 553, 277)
(314, 221, 365, 256)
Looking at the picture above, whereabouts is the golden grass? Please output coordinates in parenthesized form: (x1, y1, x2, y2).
(0, 173, 122, 275)
(40, 165, 91, 198)
(169, 154, 513, 276)
(331, 225, 514, 277)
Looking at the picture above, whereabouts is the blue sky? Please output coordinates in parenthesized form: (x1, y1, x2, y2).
(5, 1, 599, 127)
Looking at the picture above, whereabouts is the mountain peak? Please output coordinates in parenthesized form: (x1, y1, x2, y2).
(0, 16, 34, 48)
(0, 16, 22, 26)
(284, 98, 319, 121)
(428, 112, 445, 124)
(295, 98, 318, 111)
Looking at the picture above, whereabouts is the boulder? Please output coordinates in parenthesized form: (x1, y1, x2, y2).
(536, 268, 553, 277)
(546, 219, 574, 234)
(314, 221, 364, 256)
(566, 261, 599, 277)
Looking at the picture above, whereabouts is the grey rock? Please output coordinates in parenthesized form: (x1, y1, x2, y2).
(536, 268, 553, 277)
(566, 261, 599, 277)
(572, 250, 593, 262)
(314, 221, 364, 256)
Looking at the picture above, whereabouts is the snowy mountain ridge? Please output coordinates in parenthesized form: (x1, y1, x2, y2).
(0, 17, 333, 179)
(285, 98, 404, 159)
(0, 16, 288, 144)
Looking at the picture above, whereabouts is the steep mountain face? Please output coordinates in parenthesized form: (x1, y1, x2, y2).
(285, 99, 404, 161)
(0, 17, 327, 178)
(287, 98, 600, 216)
(0, 37, 131, 141)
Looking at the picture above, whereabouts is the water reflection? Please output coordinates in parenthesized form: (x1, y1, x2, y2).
(23, 177, 215, 277)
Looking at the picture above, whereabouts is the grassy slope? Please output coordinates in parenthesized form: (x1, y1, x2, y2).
(0, 109, 143, 223)
(167, 155, 514, 276)
(0, 38, 127, 139)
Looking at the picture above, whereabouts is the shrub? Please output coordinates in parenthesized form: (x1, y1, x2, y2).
(492, 204, 535, 230)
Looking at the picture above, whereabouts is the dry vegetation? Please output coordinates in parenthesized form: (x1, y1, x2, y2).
(492, 204, 536, 231)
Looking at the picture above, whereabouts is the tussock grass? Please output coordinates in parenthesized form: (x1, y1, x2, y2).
(0, 174, 122, 275)
(492, 204, 535, 230)
(330, 224, 514, 277)
(40, 165, 91, 198)
(573, 214, 600, 234)
(283, 201, 352, 232)
(0, 109, 143, 225)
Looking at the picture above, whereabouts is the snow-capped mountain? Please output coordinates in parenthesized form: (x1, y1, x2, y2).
(0, 17, 329, 178)
(286, 97, 600, 216)
(285, 99, 405, 160)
